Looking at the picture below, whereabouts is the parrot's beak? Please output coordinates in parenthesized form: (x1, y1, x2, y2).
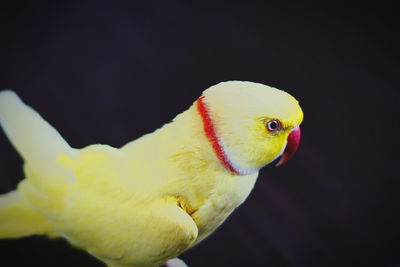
(276, 126, 301, 166)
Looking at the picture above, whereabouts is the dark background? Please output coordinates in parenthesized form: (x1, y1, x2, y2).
(0, 1, 399, 266)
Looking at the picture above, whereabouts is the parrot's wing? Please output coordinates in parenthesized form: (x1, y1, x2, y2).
(63, 195, 198, 266)
(0, 90, 76, 182)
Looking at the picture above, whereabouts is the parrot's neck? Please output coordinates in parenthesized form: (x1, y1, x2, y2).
(196, 96, 240, 175)
(122, 102, 233, 176)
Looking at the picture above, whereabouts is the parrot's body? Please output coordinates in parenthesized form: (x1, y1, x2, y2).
(0, 81, 303, 267)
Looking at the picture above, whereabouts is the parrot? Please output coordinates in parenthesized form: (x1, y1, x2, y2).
(0, 81, 303, 267)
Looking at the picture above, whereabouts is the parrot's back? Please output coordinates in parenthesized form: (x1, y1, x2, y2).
(0, 90, 203, 266)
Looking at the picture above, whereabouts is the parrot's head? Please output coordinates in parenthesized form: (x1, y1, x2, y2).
(197, 81, 303, 175)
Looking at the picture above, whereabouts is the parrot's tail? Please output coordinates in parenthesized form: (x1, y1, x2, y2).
(0, 190, 57, 238)
(0, 90, 77, 183)
(0, 90, 74, 238)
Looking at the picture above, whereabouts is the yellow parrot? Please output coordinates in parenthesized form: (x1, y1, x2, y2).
(0, 81, 303, 267)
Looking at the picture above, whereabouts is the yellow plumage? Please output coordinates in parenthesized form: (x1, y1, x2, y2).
(0, 81, 303, 267)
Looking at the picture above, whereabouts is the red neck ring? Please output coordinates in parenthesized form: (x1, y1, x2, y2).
(196, 96, 239, 175)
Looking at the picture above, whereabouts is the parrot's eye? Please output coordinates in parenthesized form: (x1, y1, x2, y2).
(266, 119, 281, 133)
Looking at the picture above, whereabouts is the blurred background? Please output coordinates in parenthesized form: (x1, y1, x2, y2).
(0, 1, 399, 266)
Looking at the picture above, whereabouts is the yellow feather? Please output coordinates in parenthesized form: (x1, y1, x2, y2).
(0, 81, 303, 267)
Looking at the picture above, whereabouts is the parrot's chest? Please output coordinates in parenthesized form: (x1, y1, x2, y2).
(189, 172, 258, 241)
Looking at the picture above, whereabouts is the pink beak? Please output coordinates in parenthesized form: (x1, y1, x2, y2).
(276, 126, 301, 166)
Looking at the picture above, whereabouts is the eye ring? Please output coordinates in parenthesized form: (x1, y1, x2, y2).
(266, 119, 281, 133)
